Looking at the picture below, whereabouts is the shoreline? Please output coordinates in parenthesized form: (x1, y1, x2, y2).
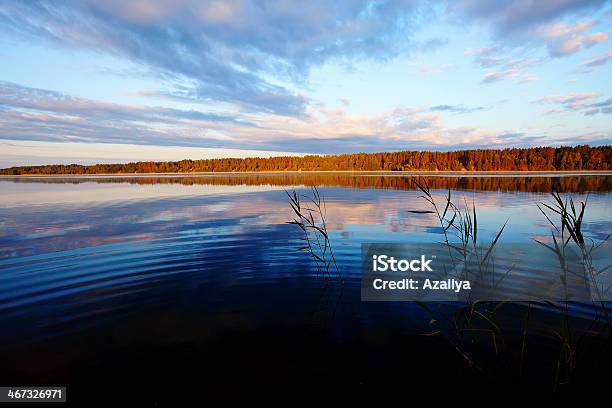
(1, 170, 611, 178)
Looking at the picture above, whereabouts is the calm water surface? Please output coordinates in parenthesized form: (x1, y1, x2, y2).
(0, 174, 610, 401)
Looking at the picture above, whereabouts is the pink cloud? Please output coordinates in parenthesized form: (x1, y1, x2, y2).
(537, 21, 608, 57)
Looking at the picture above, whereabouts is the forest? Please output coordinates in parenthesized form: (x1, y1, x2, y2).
(1, 145, 610, 175)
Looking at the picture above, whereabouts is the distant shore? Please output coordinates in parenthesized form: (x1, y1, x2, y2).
(2, 170, 612, 178)
(2, 146, 609, 175)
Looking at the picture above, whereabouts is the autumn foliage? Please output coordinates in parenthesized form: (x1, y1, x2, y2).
(1, 145, 610, 175)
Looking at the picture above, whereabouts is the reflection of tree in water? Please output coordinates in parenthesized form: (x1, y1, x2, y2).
(7, 174, 612, 193)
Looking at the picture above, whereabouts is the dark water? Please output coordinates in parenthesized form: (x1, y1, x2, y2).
(0, 174, 610, 402)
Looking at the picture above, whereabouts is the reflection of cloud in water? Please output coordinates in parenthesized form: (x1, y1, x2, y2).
(0, 182, 609, 260)
(0, 181, 290, 206)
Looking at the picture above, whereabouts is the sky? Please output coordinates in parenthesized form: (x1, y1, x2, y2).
(0, 0, 611, 167)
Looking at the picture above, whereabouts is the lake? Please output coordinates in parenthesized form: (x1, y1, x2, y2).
(0, 173, 610, 401)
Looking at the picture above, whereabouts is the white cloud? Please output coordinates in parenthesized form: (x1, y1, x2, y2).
(0, 81, 538, 157)
(536, 92, 612, 115)
(0, 1, 431, 116)
(537, 20, 608, 57)
(583, 31, 609, 46)
(465, 46, 540, 83)
(482, 69, 520, 83)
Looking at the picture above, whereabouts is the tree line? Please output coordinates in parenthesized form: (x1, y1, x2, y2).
(1, 145, 610, 175)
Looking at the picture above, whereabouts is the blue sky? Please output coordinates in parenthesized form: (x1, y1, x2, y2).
(0, 0, 611, 166)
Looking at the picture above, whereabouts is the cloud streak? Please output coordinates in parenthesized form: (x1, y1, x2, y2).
(465, 46, 540, 83)
(577, 50, 612, 72)
(454, 0, 605, 39)
(0, 82, 248, 125)
(429, 104, 486, 113)
(0, 81, 560, 154)
(536, 92, 612, 115)
(0, 81, 256, 147)
(0, 0, 431, 116)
